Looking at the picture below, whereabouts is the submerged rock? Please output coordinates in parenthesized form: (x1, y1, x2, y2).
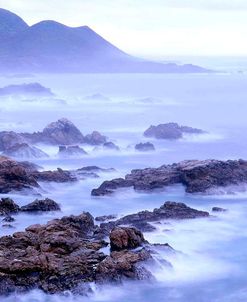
(101, 202, 209, 232)
(20, 198, 60, 212)
(135, 142, 155, 152)
(3, 143, 49, 159)
(92, 159, 247, 196)
(144, 123, 204, 140)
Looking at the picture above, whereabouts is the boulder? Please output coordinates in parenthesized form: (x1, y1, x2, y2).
(110, 227, 145, 251)
(31, 168, 76, 183)
(0, 198, 19, 215)
(144, 123, 204, 140)
(84, 131, 107, 145)
(135, 142, 155, 152)
(20, 198, 60, 212)
(3, 143, 49, 159)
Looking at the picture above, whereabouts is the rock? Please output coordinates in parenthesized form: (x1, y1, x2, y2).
(144, 123, 204, 140)
(2, 224, 14, 228)
(19, 161, 43, 172)
(92, 159, 247, 196)
(0, 131, 26, 151)
(84, 131, 107, 145)
(110, 227, 146, 251)
(31, 168, 76, 183)
(0, 198, 19, 215)
(20, 198, 61, 212)
(0, 83, 54, 97)
(103, 142, 120, 151)
(135, 142, 155, 152)
(101, 202, 209, 233)
(58, 145, 87, 157)
(0, 156, 39, 193)
(3, 143, 49, 159)
(0, 212, 152, 295)
(212, 207, 227, 212)
(91, 178, 133, 196)
(95, 214, 117, 222)
(77, 166, 115, 173)
(2, 216, 15, 223)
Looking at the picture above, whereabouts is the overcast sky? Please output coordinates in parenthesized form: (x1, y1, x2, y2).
(1, 0, 247, 57)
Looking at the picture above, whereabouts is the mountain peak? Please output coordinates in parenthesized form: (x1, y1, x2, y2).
(0, 8, 28, 37)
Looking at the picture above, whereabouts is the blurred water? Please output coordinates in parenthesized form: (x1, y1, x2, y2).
(1, 68, 247, 301)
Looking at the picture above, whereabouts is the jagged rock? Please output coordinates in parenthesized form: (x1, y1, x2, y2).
(110, 227, 145, 251)
(0, 131, 26, 151)
(95, 214, 117, 222)
(0, 198, 19, 215)
(84, 131, 107, 145)
(31, 168, 76, 183)
(144, 123, 204, 140)
(3, 143, 49, 159)
(103, 142, 120, 151)
(0, 156, 39, 193)
(0, 212, 152, 295)
(20, 198, 60, 212)
(58, 145, 87, 157)
(92, 159, 247, 196)
(101, 202, 209, 233)
(135, 142, 155, 152)
(2, 216, 15, 223)
(212, 207, 227, 212)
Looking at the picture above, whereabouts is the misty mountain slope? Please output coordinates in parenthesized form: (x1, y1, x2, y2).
(0, 8, 210, 73)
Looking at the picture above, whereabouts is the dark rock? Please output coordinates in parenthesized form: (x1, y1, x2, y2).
(2, 224, 14, 228)
(3, 143, 49, 159)
(101, 202, 209, 233)
(0, 198, 19, 215)
(20, 198, 60, 212)
(0, 212, 152, 295)
(103, 142, 120, 151)
(84, 131, 107, 145)
(77, 166, 115, 173)
(19, 161, 43, 172)
(58, 145, 87, 157)
(135, 142, 155, 152)
(92, 159, 247, 196)
(31, 168, 76, 183)
(0, 131, 26, 151)
(95, 215, 117, 222)
(144, 123, 204, 140)
(110, 227, 146, 251)
(212, 207, 227, 212)
(2, 216, 15, 223)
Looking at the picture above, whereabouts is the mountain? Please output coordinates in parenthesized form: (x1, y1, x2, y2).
(0, 8, 210, 73)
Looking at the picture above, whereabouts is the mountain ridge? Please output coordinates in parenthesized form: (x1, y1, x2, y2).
(0, 8, 211, 73)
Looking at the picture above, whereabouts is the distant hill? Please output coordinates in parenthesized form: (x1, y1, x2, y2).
(0, 8, 211, 73)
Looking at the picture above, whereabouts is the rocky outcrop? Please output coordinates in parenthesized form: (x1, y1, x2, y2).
(135, 142, 155, 152)
(3, 143, 49, 159)
(92, 159, 247, 196)
(0, 198, 19, 215)
(101, 202, 209, 232)
(144, 123, 204, 140)
(31, 168, 76, 183)
(58, 145, 87, 157)
(84, 131, 107, 145)
(103, 142, 120, 151)
(0, 212, 152, 295)
(95, 214, 117, 222)
(0, 131, 26, 151)
(20, 198, 60, 212)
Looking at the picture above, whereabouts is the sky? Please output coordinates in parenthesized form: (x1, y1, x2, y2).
(1, 0, 247, 58)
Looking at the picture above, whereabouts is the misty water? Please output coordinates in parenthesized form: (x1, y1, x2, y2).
(1, 64, 247, 301)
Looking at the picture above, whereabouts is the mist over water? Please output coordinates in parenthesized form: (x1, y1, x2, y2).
(1, 59, 247, 301)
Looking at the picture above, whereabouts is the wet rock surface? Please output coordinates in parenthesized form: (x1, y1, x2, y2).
(0, 213, 152, 295)
(0, 198, 20, 215)
(101, 202, 209, 232)
(92, 159, 247, 196)
(144, 123, 204, 140)
(20, 198, 61, 212)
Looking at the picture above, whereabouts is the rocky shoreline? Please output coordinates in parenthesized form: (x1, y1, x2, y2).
(0, 201, 210, 296)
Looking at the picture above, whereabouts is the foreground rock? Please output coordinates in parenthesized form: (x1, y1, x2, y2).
(92, 159, 247, 196)
(20, 198, 60, 212)
(0, 213, 152, 295)
(135, 142, 155, 152)
(101, 202, 209, 232)
(3, 143, 49, 159)
(144, 123, 204, 140)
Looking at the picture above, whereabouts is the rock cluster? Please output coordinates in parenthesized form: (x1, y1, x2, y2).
(144, 123, 204, 140)
(92, 159, 247, 196)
